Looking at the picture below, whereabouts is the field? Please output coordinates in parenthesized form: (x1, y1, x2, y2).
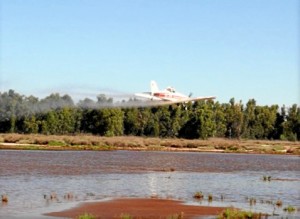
(0, 133, 299, 155)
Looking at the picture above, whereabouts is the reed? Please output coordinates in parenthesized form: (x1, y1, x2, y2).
(1, 194, 8, 203)
(167, 212, 184, 219)
(77, 213, 95, 219)
(208, 194, 213, 202)
(275, 199, 282, 207)
(283, 205, 296, 213)
(218, 208, 264, 219)
(193, 191, 204, 199)
(120, 213, 133, 219)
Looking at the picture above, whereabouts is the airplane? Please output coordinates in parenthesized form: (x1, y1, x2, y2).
(134, 81, 216, 104)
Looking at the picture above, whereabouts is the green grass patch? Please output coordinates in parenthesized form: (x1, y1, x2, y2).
(167, 212, 184, 219)
(120, 213, 133, 219)
(23, 145, 42, 150)
(218, 208, 264, 219)
(263, 176, 271, 181)
(48, 140, 66, 146)
(193, 191, 204, 199)
(77, 213, 95, 219)
(283, 205, 296, 213)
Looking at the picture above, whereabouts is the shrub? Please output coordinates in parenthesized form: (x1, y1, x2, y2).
(77, 213, 95, 219)
(263, 176, 271, 181)
(218, 208, 263, 219)
(48, 140, 66, 146)
(208, 194, 213, 202)
(120, 213, 133, 219)
(193, 191, 204, 199)
(275, 199, 282, 207)
(283, 205, 296, 213)
(167, 212, 184, 219)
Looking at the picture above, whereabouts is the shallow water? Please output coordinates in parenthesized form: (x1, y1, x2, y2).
(0, 150, 299, 218)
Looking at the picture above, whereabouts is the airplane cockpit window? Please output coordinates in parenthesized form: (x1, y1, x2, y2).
(167, 87, 175, 93)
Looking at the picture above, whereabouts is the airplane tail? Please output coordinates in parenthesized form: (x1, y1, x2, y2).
(150, 80, 159, 95)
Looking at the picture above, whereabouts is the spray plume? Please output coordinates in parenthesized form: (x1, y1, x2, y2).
(0, 89, 173, 121)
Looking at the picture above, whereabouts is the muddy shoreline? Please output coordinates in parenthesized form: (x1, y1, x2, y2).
(45, 198, 226, 219)
(1, 134, 300, 155)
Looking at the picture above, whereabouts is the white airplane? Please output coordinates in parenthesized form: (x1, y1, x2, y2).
(135, 81, 216, 104)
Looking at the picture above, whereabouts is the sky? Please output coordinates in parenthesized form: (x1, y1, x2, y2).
(0, 0, 299, 106)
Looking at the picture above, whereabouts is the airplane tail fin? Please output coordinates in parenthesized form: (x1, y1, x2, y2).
(150, 80, 159, 95)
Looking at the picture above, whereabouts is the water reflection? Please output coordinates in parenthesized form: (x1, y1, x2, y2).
(148, 174, 158, 196)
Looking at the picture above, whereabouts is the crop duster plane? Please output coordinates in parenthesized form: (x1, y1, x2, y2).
(134, 81, 216, 105)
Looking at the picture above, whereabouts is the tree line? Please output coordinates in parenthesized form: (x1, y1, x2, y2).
(0, 90, 299, 141)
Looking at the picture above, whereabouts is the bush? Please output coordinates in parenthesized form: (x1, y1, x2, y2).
(48, 140, 66, 146)
(218, 208, 263, 219)
(193, 191, 204, 199)
(77, 213, 95, 219)
(283, 205, 296, 213)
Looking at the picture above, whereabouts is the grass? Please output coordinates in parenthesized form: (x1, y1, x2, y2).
(263, 176, 271, 181)
(208, 194, 213, 202)
(1, 133, 300, 154)
(193, 191, 204, 199)
(77, 213, 95, 219)
(166, 212, 184, 219)
(283, 205, 296, 213)
(48, 140, 66, 146)
(275, 199, 282, 207)
(120, 213, 133, 219)
(218, 208, 264, 219)
(246, 197, 257, 206)
(2, 195, 8, 203)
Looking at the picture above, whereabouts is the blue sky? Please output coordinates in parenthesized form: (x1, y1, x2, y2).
(0, 0, 299, 106)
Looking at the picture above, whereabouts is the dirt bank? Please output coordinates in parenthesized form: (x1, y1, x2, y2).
(1, 134, 300, 155)
(46, 198, 226, 219)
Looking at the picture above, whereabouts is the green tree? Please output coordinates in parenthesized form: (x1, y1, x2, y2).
(101, 108, 124, 136)
(282, 104, 300, 141)
(42, 111, 59, 134)
(56, 107, 77, 134)
(179, 101, 216, 139)
(141, 107, 159, 137)
(242, 99, 256, 139)
(213, 102, 226, 137)
(124, 107, 152, 136)
(224, 98, 243, 138)
(23, 116, 39, 134)
(156, 106, 172, 137)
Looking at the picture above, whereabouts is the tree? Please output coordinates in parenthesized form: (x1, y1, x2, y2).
(156, 106, 172, 137)
(56, 107, 77, 134)
(144, 112, 159, 137)
(213, 102, 226, 137)
(99, 108, 124, 136)
(282, 104, 300, 141)
(242, 99, 256, 139)
(23, 116, 39, 134)
(179, 101, 216, 139)
(224, 98, 243, 138)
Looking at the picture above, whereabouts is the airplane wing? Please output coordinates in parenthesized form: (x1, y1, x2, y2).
(187, 96, 216, 101)
(135, 93, 216, 103)
(161, 96, 216, 104)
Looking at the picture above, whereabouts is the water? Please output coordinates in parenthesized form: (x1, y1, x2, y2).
(0, 150, 299, 218)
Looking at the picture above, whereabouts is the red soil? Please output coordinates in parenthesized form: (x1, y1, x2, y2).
(46, 198, 226, 219)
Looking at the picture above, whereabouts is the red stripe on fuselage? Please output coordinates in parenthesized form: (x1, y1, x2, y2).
(154, 93, 185, 99)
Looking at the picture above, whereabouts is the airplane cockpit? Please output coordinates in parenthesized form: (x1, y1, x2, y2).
(166, 87, 175, 93)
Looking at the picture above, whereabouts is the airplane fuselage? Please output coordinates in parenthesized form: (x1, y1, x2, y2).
(134, 80, 216, 103)
(153, 91, 187, 101)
